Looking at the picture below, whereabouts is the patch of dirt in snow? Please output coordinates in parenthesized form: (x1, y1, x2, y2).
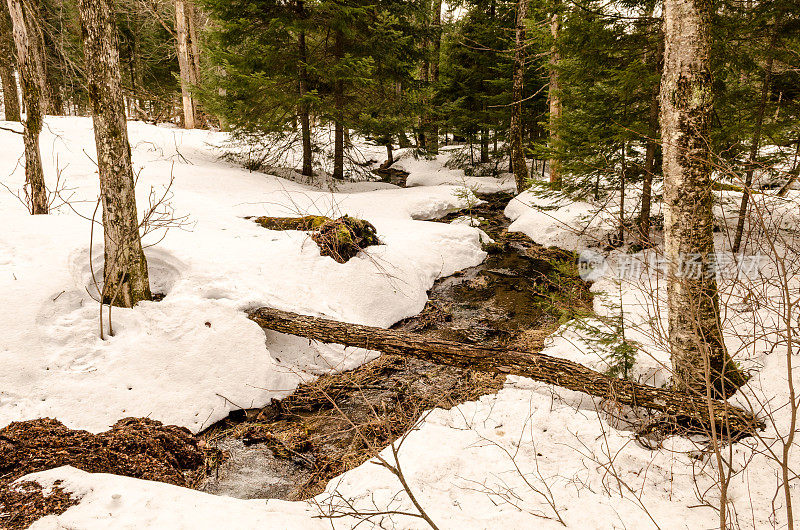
(373, 166, 409, 187)
(0, 417, 215, 527)
(0, 480, 76, 530)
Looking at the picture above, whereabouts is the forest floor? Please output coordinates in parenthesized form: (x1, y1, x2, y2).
(0, 118, 799, 529)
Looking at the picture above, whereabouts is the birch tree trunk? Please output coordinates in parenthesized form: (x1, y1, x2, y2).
(175, 0, 196, 129)
(77, 0, 152, 308)
(660, 0, 745, 397)
(0, 5, 20, 121)
(509, 0, 529, 192)
(548, 0, 562, 189)
(6, 0, 47, 214)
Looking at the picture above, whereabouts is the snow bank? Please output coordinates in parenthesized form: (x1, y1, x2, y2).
(25, 466, 323, 530)
(395, 149, 517, 194)
(504, 189, 619, 251)
(0, 117, 486, 434)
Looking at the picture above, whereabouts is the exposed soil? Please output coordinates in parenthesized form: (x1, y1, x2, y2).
(0, 417, 215, 529)
(199, 191, 592, 501)
(0, 481, 76, 530)
(373, 165, 408, 187)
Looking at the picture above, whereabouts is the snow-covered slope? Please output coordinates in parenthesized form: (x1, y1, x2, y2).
(0, 117, 486, 434)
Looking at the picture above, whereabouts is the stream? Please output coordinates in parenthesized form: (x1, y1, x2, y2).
(198, 186, 592, 501)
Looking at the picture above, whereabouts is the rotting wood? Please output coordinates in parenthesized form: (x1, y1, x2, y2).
(249, 307, 764, 436)
(252, 215, 331, 231)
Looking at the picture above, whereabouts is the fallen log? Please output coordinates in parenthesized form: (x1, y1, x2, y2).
(249, 308, 764, 436)
(252, 215, 332, 231)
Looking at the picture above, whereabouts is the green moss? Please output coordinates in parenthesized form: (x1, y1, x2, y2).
(253, 215, 332, 231)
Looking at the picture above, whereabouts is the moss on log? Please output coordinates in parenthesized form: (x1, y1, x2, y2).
(253, 215, 332, 231)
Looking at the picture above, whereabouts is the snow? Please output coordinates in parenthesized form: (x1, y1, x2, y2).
(0, 116, 486, 434)
(395, 148, 518, 194)
(25, 466, 324, 530)
(5, 119, 799, 529)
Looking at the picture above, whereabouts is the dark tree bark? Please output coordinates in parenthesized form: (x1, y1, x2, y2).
(249, 308, 763, 435)
(731, 14, 781, 254)
(638, 35, 662, 246)
(297, 3, 313, 177)
(77, 0, 152, 308)
(661, 0, 745, 396)
(777, 140, 800, 197)
(385, 142, 393, 167)
(0, 61, 18, 120)
(548, 0, 562, 189)
(426, 0, 442, 154)
(618, 142, 626, 244)
(6, 0, 47, 214)
(332, 28, 344, 180)
(0, 5, 19, 121)
(509, 0, 529, 192)
(25, 0, 57, 115)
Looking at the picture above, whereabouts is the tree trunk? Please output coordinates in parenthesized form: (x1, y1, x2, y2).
(0, 6, 20, 121)
(509, 0, 529, 192)
(618, 142, 626, 244)
(731, 15, 780, 254)
(332, 28, 344, 180)
(175, 0, 196, 129)
(776, 140, 800, 197)
(24, 0, 57, 115)
(249, 307, 762, 435)
(0, 62, 19, 120)
(6, 0, 47, 214)
(385, 142, 393, 167)
(548, 0, 562, 189)
(480, 128, 489, 163)
(426, 0, 442, 154)
(661, 0, 745, 397)
(638, 35, 662, 247)
(398, 131, 412, 149)
(297, 8, 313, 177)
(77, 0, 152, 308)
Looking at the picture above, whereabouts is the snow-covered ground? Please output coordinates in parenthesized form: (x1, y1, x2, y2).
(0, 117, 486, 434)
(3, 118, 799, 529)
(395, 147, 518, 194)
